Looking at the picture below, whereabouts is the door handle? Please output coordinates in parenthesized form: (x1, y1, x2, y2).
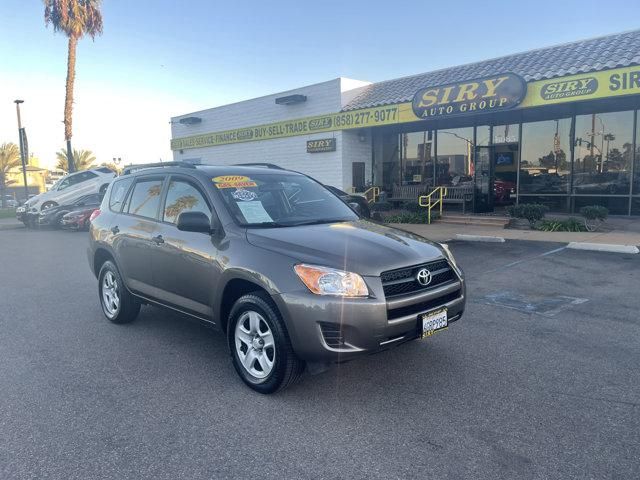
(151, 234, 164, 245)
(111, 226, 119, 234)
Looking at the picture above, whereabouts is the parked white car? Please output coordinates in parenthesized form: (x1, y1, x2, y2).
(20, 167, 116, 215)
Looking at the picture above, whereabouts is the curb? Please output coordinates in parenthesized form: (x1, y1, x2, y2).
(455, 234, 505, 243)
(566, 242, 639, 254)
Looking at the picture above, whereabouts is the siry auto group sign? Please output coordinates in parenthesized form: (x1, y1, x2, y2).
(171, 67, 640, 151)
(411, 73, 527, 119)
(306, 138, 336, 153)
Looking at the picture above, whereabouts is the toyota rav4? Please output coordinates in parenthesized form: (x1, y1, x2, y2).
(88, 162, 466, 393)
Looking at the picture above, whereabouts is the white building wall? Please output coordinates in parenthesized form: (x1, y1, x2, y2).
(171, 77, 373, 190)
(341, 130, 372, 190)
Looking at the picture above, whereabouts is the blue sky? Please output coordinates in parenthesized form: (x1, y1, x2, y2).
(1, 0, 639, 168)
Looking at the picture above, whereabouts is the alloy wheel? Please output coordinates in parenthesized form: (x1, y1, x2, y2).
(101, 270, 120, 318)
(234, 310, 275, 379)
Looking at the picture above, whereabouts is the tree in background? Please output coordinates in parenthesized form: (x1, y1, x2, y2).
(56, 148, 96, 171)
(99, 162, 122, 174)
(44, 0, 103, 173)
(0, 143, 21, 208)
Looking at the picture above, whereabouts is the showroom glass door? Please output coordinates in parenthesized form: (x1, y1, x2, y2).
(473, 146, 494, 213)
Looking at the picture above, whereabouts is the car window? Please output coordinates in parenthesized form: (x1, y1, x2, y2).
(77, 171, 98, 182)
(125, 178, 163, 219)
(109, 178, 133, 212)
(57, 176, 72, 190)
(162, 179, 211, 224)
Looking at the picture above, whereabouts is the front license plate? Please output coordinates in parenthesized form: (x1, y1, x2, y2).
(420, 308, 448, 338)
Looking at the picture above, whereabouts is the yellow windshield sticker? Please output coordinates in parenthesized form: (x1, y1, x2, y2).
(212, 175, 257, 189)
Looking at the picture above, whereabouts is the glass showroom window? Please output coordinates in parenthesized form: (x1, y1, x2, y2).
(520, 118, 572, 195)
(436, 127, 474, 186)
(492, 124, 520, 145)
(634, 111, 640, 195)
(400, 131, 434, 185)
(573, 111, 634, 196)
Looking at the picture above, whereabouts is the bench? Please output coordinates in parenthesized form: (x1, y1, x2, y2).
(442, 184, 474, 213)
(391, 184, 432, 204)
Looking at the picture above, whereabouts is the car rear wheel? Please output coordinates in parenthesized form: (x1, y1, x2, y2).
(98, 260, 140, 324)
(228, 292, 304, 394)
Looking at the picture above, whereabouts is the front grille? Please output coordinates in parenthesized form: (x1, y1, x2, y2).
(381, 259, 456, 298)
(319, 322, 345, 348)
(387, 290, 461, 321)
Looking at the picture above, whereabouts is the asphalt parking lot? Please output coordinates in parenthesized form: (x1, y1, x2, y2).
(0, 228, 638, 479)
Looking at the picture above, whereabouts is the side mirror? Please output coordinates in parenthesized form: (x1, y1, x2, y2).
(177, 211, 212, 233)
(348, 202, 362, 215)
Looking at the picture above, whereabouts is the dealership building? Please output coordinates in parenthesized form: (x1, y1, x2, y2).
(171, 30, 640, 215)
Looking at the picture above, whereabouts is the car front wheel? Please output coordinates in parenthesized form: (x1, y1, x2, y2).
(98, 260, 140, 324)
(228, 292, 304, 394)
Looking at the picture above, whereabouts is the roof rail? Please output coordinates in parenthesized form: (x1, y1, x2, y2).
(122, 161, 197, 175)
(233, 162, 284, 170)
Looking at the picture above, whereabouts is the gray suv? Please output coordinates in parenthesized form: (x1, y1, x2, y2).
(88, 162, 466, 393)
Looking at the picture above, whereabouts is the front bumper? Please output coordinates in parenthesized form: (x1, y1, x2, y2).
(272, 275, 466, 363)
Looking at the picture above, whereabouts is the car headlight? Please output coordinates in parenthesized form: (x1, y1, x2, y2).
(440, 243, 463, 276)
(294, 264, 369, 297)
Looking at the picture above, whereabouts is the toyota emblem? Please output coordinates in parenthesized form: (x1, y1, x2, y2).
(416, 268, 432, 286)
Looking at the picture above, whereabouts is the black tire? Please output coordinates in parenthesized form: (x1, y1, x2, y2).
(41, 201, 58, 211)
(228, 292, 304, 394)
(52, 212, 67, 229)
(98, 260, 140, 324)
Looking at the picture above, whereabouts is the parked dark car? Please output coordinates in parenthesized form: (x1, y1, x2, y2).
(324, 185, 371, 218)
(37, 193, 103, 228)
(88, 163, 465, 393)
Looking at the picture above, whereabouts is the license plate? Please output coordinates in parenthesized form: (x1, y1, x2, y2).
(420, 308, 448, 338)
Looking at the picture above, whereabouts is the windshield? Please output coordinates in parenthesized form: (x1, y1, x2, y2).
(214, 173, 358, 227)
(49, 175, 67, 190)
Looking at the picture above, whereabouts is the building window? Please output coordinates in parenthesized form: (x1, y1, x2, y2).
(573, 111, 634, 196)
(520, 195, 570, 213)
(519, 118, 572, 194)
(492, 124, 520, 145)
(436, 127, 474, 186)
(573, 196, 630, 215)
(400, 131, 434, 185)
(475, 126, 491, 147)
(634, 111, 640, 195)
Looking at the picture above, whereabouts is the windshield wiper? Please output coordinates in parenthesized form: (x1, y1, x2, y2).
(283, 218, 351, 226)
(244, 221, 291, 228)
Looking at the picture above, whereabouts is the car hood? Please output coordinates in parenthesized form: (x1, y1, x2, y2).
(26, 190, 54, 209)
(246, 220, 445, 276)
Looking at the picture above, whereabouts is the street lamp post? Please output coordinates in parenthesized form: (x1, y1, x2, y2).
(14, 100, 30, 201)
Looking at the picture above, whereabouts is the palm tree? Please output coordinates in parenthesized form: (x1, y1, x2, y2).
(44, 0, 103, 173)
(56, 148, 96, 171)
(0, 143, 21, 208)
